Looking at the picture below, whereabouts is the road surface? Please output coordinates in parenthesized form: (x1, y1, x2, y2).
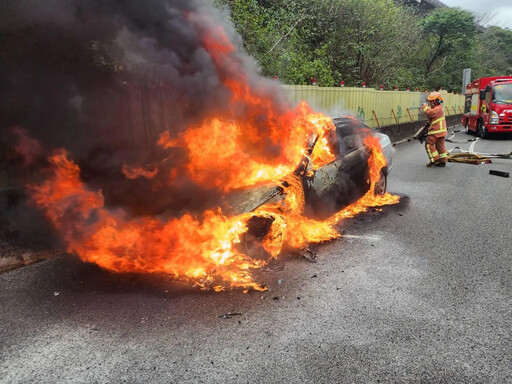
(1, 127, 511, 383)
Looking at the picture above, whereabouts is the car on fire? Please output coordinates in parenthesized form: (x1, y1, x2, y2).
(223, 116, 392, 225)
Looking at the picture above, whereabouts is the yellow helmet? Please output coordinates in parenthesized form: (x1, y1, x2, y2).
(427, 91, 443, 104)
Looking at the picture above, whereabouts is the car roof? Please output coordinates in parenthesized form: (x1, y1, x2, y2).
(331, 117, 369, 135)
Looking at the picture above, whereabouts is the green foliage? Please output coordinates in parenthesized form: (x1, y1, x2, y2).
(211, 0, 512, 92)
(473, 26, 512, 78)
(315, 0, 422, 87)
(417, 8, 477, 90)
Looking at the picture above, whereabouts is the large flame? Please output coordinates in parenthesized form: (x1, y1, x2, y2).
(28, 134, 398, 291)
(23, 16, 399, 291)
(157, 103, 336, 192)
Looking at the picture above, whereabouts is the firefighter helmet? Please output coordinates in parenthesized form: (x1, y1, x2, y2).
(427, 91, 443, 105)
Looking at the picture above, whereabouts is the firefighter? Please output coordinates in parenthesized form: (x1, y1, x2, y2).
(421, 92, 448, 167)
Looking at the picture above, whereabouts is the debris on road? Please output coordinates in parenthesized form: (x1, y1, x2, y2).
(218, 312, 242, 319)
(263, 261, 285, 273)
(489, 170, 510, 178)
(301, 247, 317, 263)
(0, 246, 66, 275)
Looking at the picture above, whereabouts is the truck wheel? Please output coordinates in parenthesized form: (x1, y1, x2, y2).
(477, 121, 489, 139)
(464, 119, 472, 135)
(374, 171, 387, 195)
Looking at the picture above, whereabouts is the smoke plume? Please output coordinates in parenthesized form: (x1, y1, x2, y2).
(0, 0, 290, 222)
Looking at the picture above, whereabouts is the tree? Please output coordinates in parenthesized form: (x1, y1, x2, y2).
(212, 1, 512, 92)
(418, 8, 477, 89)
(474, 26, 512, 77)
(213, 0, 334, 85)
(316, 0, 422, 88)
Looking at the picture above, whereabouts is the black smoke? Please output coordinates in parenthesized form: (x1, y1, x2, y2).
(0, 0, 290, 222)
(0, 0, 294, 249)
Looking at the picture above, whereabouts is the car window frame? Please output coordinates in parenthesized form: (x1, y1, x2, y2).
(334, 119, 367, 156)
(338, 130, 364, 155)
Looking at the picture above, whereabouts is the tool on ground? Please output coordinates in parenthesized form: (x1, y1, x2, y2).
(489, 170, 510, 178)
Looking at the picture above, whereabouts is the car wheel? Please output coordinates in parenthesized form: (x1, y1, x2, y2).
(374, 171, 387, 195)
(477, 120, 488, 139)
(241, 215, 276, 260)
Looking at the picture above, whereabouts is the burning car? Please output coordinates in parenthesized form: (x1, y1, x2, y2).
(222, 117, 393, 260)
(224, 117, 392, 218)
(14, 111, 396, 291)
(2, 1, 398, 291)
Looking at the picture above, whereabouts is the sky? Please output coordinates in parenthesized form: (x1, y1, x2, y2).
(442, 0, 512, 29)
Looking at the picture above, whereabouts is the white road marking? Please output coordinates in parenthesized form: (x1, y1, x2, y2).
(447, 131, 479, 153)
(469, 138, 478, 153)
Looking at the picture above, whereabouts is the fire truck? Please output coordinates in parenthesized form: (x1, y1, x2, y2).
(462, 76, 512, 138)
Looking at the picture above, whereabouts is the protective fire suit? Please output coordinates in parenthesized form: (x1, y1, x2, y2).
(421, 103, 448, 165)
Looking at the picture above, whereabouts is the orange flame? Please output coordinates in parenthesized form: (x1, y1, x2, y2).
(30, 150, 270, 291)
(24, 19, 399, 291)
(28, 129, 398, 291)
(326, 136, 400, 224)
(173, 104, 335, 192)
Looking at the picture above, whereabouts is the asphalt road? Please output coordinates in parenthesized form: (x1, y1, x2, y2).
(1, 127, 511, 383)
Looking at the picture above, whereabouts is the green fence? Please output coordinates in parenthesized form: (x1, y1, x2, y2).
(283, 85, 465, 128)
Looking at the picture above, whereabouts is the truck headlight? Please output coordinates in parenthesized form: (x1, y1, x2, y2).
(490, 110, 499, 125)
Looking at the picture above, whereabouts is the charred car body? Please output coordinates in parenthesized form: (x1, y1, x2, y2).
(224, 116, 393, 222)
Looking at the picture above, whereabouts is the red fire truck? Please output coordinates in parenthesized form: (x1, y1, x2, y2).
(462, 76, 512, 138)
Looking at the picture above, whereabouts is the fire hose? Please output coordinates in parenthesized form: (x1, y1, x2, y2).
(414, 125, 512, 164)
(445, 129, 477, 144)
(447, 148, 512, 165)
(446, 152, 492, 165)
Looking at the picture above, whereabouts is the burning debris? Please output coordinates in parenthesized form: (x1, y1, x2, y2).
(0, 0, 399, 291)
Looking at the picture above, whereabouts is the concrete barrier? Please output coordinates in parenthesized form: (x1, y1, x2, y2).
(376, 114, 462, 144)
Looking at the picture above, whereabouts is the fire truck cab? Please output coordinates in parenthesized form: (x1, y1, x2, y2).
(462, 76, 512, 138)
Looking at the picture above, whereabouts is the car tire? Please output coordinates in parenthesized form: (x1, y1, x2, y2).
(374, 171, 387, 195)
(477, 120, 489, 139)
(241, 215, 276, 260)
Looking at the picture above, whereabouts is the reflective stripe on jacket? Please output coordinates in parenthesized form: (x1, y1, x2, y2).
(422, 104, 447, 137)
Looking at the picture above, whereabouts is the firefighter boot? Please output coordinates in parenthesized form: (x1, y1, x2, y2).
(435, 162, 446, 167)
(426, 162, 436, 167)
